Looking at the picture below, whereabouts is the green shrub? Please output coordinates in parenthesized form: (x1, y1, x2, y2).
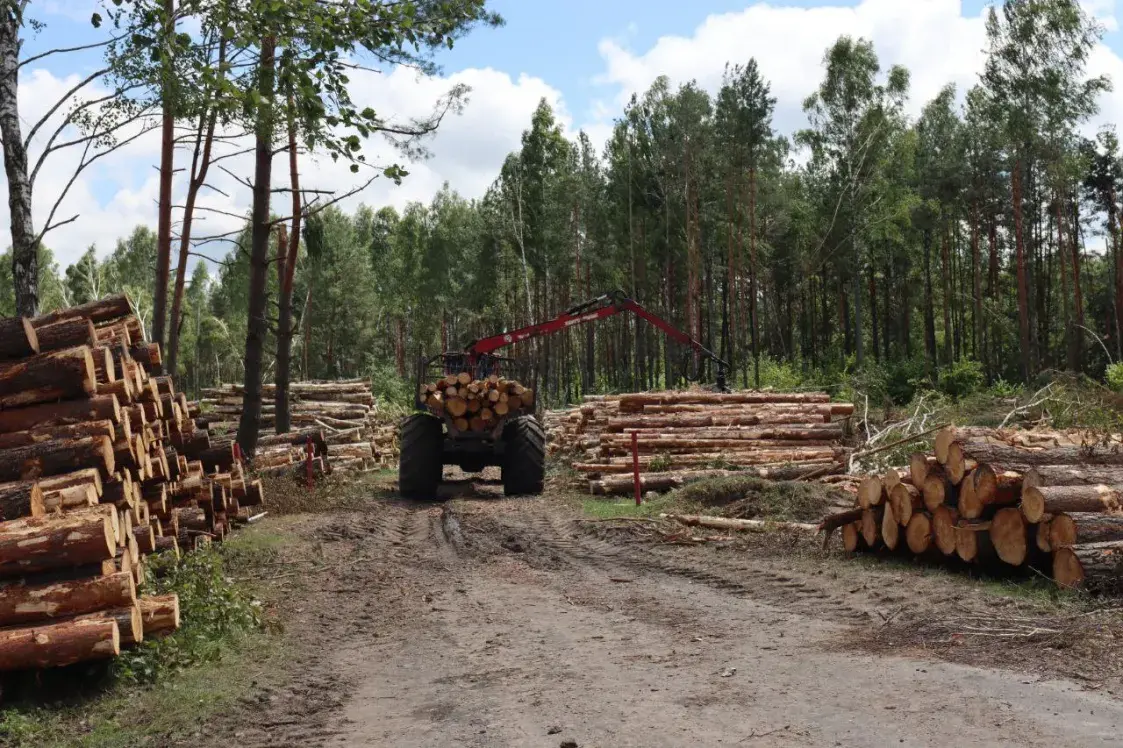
(114, 548, 262, 684)
(938, 359, 984, 400)
(367, 362, 412, 409)
(988, 377, 1023, 399)
(1106, 362, 1123, 393)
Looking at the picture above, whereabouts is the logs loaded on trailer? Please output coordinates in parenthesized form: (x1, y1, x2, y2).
(0, 294, 267, 674)
(544, 390, 855, 496)
(418, 373, 536, 434)
(199, 379, 399, 475)
(822, 425, 1123, 591)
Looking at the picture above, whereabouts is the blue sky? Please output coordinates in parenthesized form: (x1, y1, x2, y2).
(13, 0, 1123, 268)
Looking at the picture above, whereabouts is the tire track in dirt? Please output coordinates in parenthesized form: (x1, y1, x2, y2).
(472, 510, 878, 625)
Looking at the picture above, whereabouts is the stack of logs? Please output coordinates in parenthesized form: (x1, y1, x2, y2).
(544, 390, 855, 495)
(198, 379, 397, 474)
(0, 294, 265, 673)
(822, 425, 1123, 590)
(419, 373, 535, 433)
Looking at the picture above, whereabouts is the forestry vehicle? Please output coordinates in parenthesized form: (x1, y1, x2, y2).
(398, 290, 730, 499)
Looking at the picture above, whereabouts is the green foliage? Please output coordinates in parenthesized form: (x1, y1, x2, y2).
(113, 548, 262, 684)
(368, 362, 412, 409)
(988, 378, 1024, 399)
(938, 358, 985, 400)
(1106, 362, 1123, 392)
(754, 356, 805, 391)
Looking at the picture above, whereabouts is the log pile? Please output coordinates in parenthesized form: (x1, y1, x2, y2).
(418, 373, 535, 433)
(543, 390, 855, 495)
(0, 295, 260, 672)
(199, 379, 398, 474)
(821, 425, 1123, 591)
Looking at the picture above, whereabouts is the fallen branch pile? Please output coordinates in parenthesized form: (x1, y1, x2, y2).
(544, 390, 855, 495)
(199, 379, 398, 475)
(419, 373, 535, 433)
(821, 425, 1123, 591)
(0, 295, 264, 672)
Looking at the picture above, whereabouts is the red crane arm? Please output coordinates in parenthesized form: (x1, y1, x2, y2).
(465, 291, 729, 373)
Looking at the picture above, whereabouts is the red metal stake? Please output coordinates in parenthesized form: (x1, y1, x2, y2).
(631, 431, 641, 506)
(305, 437, 314, 489)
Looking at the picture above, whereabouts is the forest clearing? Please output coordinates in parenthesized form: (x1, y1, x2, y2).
(9, 0, 1123, 746)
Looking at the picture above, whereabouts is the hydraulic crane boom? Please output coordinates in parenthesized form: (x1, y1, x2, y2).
(466, 290, 730, 391)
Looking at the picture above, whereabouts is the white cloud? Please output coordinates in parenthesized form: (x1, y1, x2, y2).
(0, 63, 566, 269)
(589, 0, 1123, 141)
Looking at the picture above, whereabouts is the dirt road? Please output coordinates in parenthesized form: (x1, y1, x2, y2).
(215, 488, 1123, 748)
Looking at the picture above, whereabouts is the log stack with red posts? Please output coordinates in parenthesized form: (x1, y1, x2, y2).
(544, 390, 855, 496)
(821, 425, 1123, 591)
(198, 378, 398, 475)
(0, 295, 261, 673)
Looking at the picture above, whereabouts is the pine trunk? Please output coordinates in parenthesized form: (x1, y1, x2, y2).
(236, 36, 277, 460)
(0, 9, 37, 318)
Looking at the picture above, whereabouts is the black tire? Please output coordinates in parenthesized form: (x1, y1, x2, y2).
(502, 415, 546, 496)
(399, 413, 444, 500)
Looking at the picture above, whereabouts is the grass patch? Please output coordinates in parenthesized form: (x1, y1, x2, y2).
(667, 476, 844, 523)
(580, 492, 698, 520)
(259, 471, 393, 515)
(0, 534, 282, 747)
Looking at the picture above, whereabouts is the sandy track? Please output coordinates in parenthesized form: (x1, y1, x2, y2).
(211, 495, 1123, 747)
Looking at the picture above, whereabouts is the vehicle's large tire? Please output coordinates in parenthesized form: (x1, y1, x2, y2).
(399, 413, 444, 500)
(502, 415, 546, 496)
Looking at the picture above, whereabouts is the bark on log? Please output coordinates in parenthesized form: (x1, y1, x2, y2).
(0, 318, 38, 360)
(41, 484, 96, 512)
(0, 617, 119, 670)
(617, 392, 831, 411)
(1053, 541, 1123, 590)
(661, 514, 817, 533)
(990, 507, 1028, 566)
(1022, 465, 1123, 490)
(960, 439, 1123, 468)
(32, 318, 96, 352)
(0, 395, 120, 434)
(819, 507, 864, 539)
(138, 594, 179, 636)
(0, 346, 96, 409)
(70, 604, 142, 646)
(0, 512, 115, 577)
(0, 420, 115, 451)
(1020, 484, 1123, 524)
(33, 294, 132, 327)
(1048, 512, 1123, 549)
(0, 482, 43, 520)
(0, 571, 134, 626)
(0, 435, 114, 482)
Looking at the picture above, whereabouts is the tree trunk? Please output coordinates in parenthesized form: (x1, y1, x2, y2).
(941, 220, 953, 365)
(971, 204, 983, 365)
(922, 226, 938, 374)
(274, 104, 302, 436)
(749, 166, 760, 387)
(236, 36, 277, 460)
(149, 0, 176, 365)
(167, 36, 224, 376)
(0, 5, 38, 317)
(1070, 193, 1085, 371)
(1013, 159, 1033, 382)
